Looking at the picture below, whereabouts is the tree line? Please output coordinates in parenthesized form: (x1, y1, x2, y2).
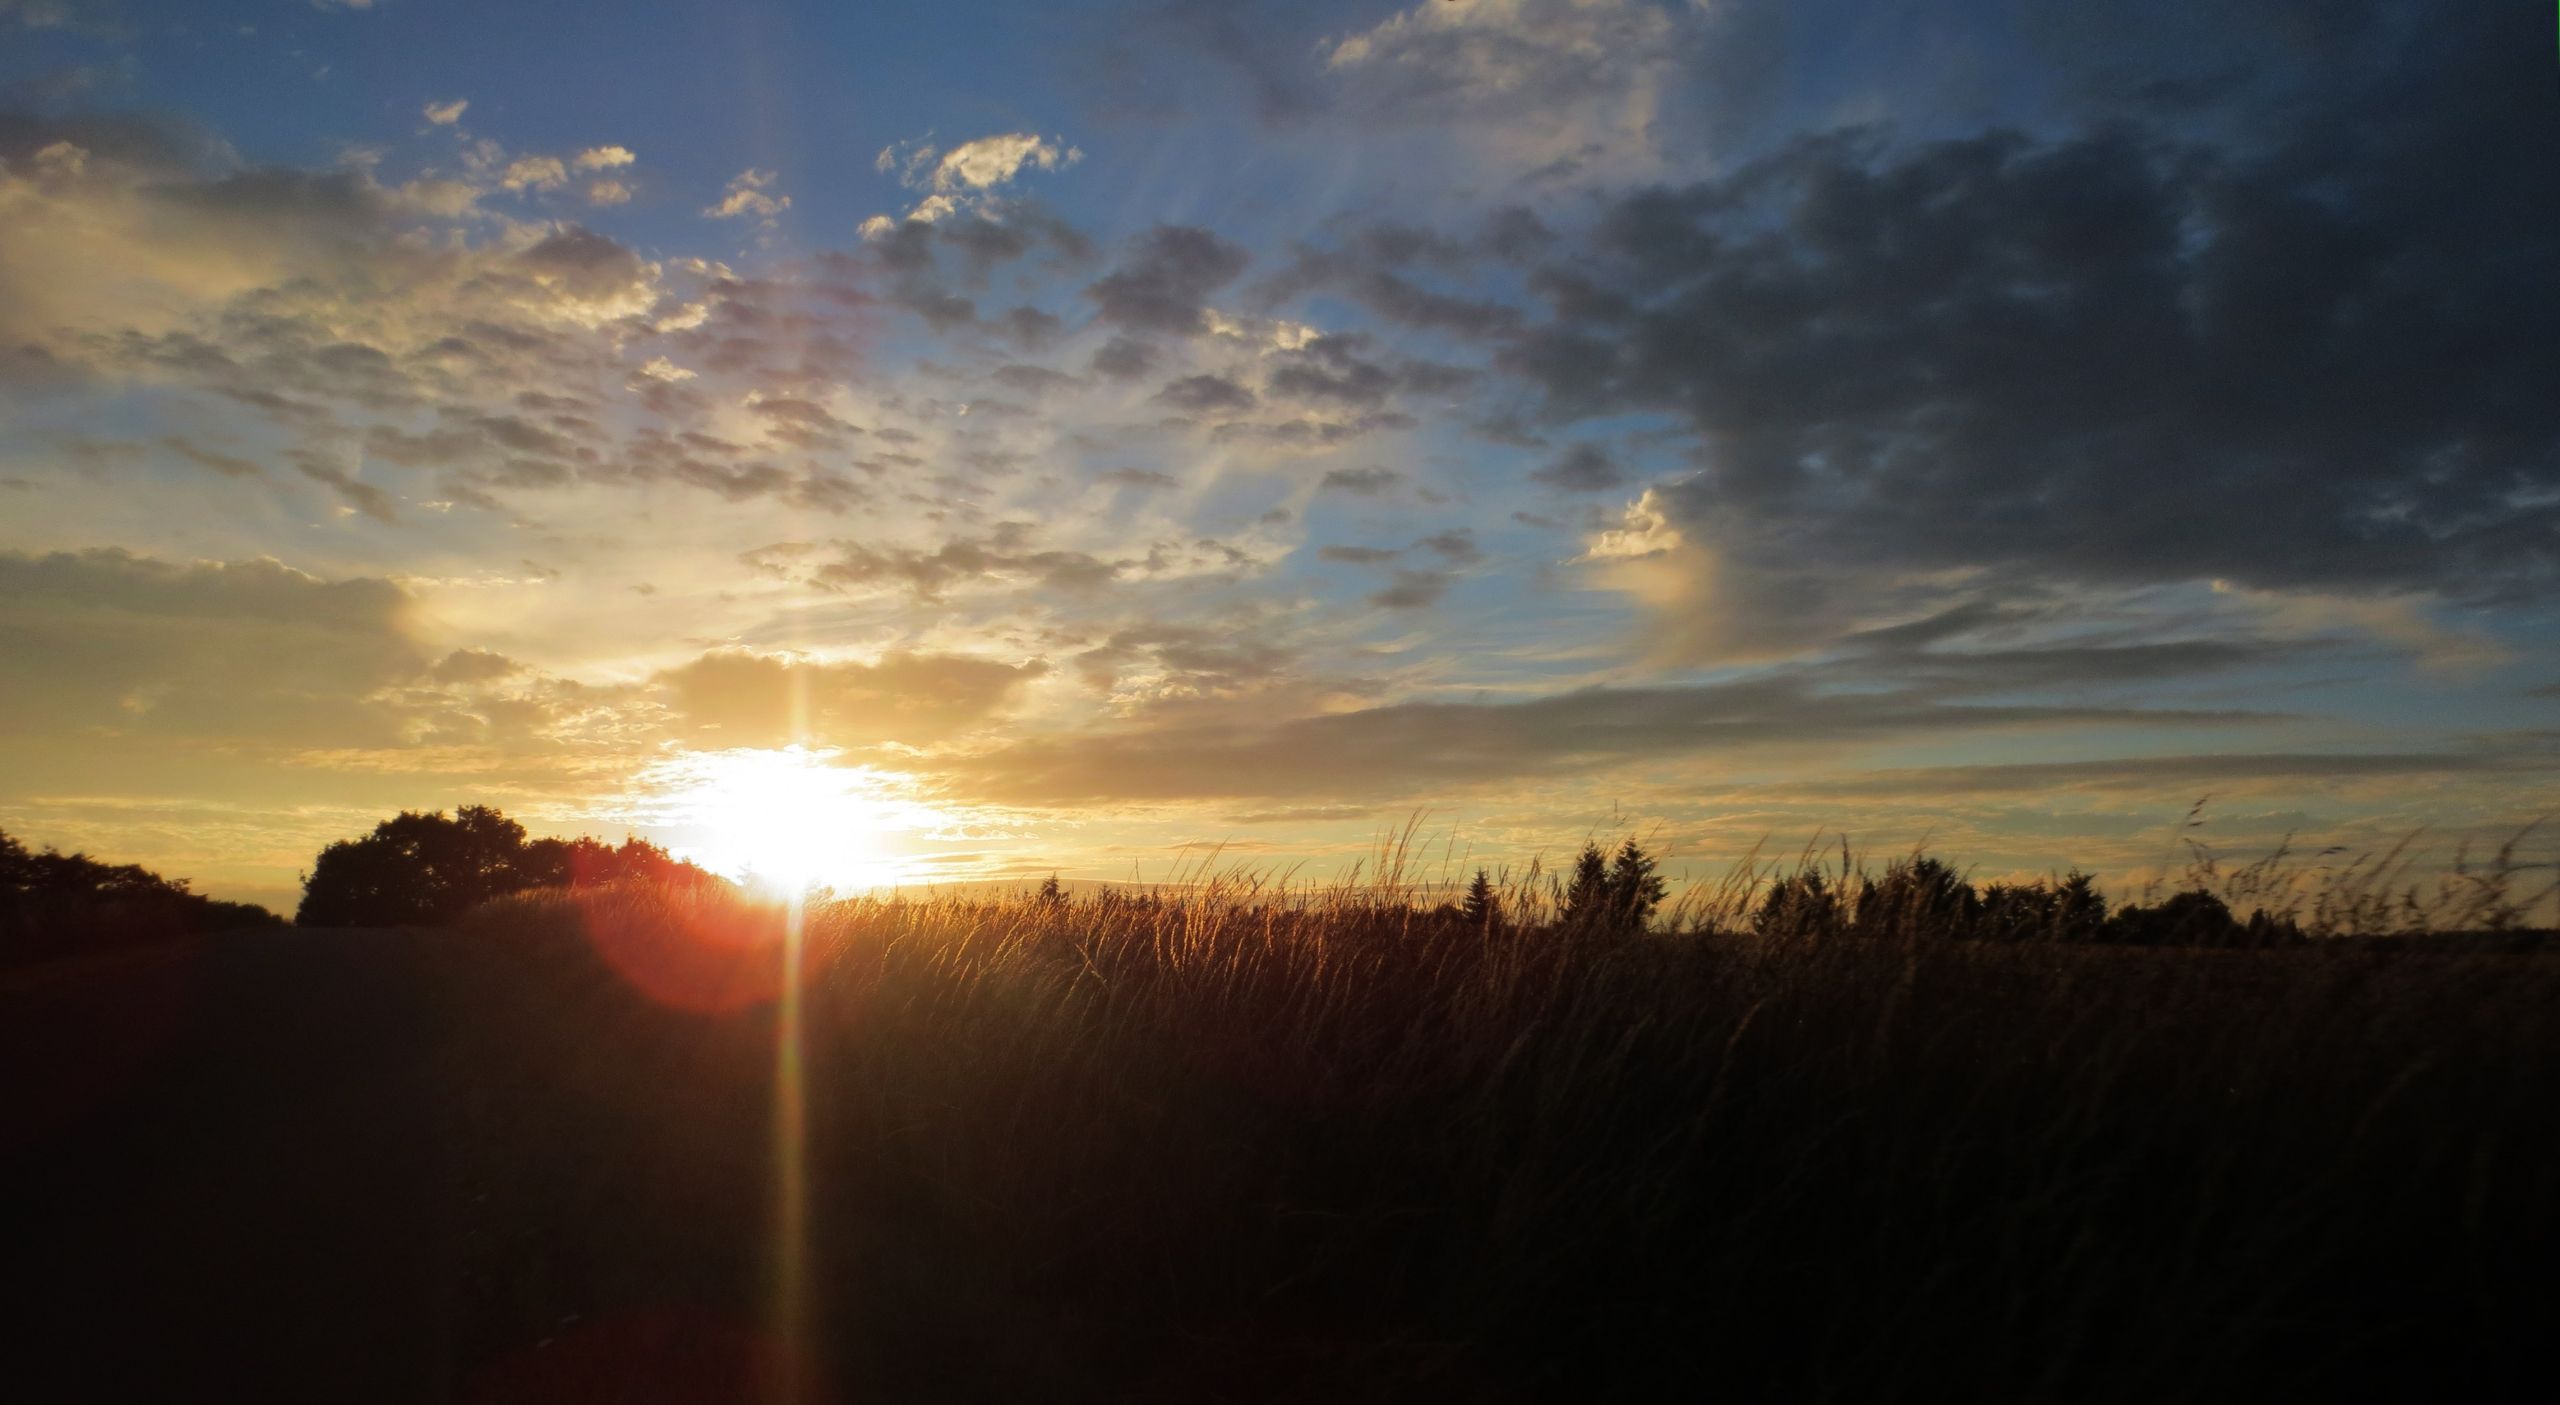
(1, 828, 282, 968)
(5, 807, 2353, 961)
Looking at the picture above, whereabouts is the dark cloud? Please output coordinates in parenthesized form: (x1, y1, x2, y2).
(1070, 621, 1294, 696)
(1089, 334, 1158, 380)
(1085, 225, 1250, 335)
(991, 363, 1078, 398)
(1369, 569, 1450, 610)
(1531, 442, 1625, 493)
(1319, 545, 1400, 565)
(1318, 465, 1400, 496)
(1415, 529, 1480, 565)
(1153, 372, 1256, 415)
(1493, 9, 2557, 625)
(938, 671, 2272, 807)
(290, 455, 398, 522)
(795, 526, 1123, 600)
(997, 305, 1062, 351)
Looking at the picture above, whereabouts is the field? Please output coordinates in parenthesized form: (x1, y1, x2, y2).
(7, 867, 2555, 1403)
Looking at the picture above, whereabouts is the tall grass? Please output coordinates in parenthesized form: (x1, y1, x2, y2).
(440, 850, 2560, 1402)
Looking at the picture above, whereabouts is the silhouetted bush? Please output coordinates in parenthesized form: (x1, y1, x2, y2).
(295, 805, 724, 927)
(1, 828, 281, 967)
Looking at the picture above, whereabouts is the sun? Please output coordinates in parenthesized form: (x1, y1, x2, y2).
(641, 746, 926, 894)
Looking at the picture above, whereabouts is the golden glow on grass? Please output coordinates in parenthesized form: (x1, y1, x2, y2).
(641, 746, 938, 894)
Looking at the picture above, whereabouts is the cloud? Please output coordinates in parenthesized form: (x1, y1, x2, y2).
(938, 671, 2272, 808)
(498, 154, 568, 192)
(1319, 465, 1400, 496)
(1085, 225, 1249, 335)
(1315, 0, 1708, 176)
(0, 547, 424, 749)
(573, 145, 635, 171)
(869, 131, 1081, 226)
(1152, 372, 1255, 415)
(1531, 442, 1624, 492)
(657, 647, 1045, 747)
(1369, 569, 1450, 609)
(585, 178, 632, 206)
(704, 168, 788, 221)
(1089, 334, 1157, 380)
(1481, 12, 2560, 656)
(429, 648, 522, 684)
(926, 132, 1078, 192)
(421, 98, 468, 126)
(160, 435, 263, 479)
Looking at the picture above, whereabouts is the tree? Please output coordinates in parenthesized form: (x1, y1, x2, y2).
(1460, 868, 1499, 930)
(2054, 871, 2107, 943)
(1607, 839, 1667, 930)
(1855, 856, 1980, 939)
(1559, 843, 1613, 927)
(1754, 869, 1840, 939)
(4, 827, 280, 967)
(296, 806, 723, 927)
(1037, 873, 1066, 906)
(1560, 840, 1666, 933)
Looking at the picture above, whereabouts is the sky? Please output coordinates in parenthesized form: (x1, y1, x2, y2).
(2, 0, 2555, 910)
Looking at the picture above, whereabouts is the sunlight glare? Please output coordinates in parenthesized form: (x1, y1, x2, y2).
(643, 746, 930, 893)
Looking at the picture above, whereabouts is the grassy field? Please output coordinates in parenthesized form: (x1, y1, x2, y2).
(8, 868, 2557, 1401)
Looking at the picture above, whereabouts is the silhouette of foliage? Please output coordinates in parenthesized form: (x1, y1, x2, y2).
(2, 827, 281, 967)
(1460, 868, 1499, 930)
(1559, 839, 1667, 933)
(296, 806, 723, 928)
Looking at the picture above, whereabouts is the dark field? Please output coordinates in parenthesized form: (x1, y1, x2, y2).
(6, 887, 2557, 1402)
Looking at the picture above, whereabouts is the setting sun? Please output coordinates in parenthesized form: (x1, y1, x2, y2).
(639, 747, 930, 894)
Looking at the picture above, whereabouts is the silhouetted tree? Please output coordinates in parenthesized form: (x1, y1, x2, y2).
(2054, 871, 2107, 943)
(1460, 868, 1499, 930)
(1038, 873, 1066, 906)
(1754, 869, 1841, 939)
(1855, 856, 1980, 939)
(1560, 840, 1666, 933)
(2103, 889, 2304, 948)
(3, 828, 280, 966)
(1607, 839, 1667, 929)
(296, 806, 722, 927)
(1559, 843, 1613, 928)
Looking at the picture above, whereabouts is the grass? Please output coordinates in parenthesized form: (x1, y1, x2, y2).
(426, 845, 2560, 1402)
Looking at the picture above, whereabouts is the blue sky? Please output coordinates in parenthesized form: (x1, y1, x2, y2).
(1, 0, 2553, 907)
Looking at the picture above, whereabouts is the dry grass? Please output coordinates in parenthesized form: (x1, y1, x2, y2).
(437, 851, 2560, 1402)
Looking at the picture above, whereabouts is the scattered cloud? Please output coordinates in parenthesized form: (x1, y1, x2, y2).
(704, 168, 788, 221)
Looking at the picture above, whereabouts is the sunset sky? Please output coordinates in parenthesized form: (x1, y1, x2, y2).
(2, 0, 2553, 909)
